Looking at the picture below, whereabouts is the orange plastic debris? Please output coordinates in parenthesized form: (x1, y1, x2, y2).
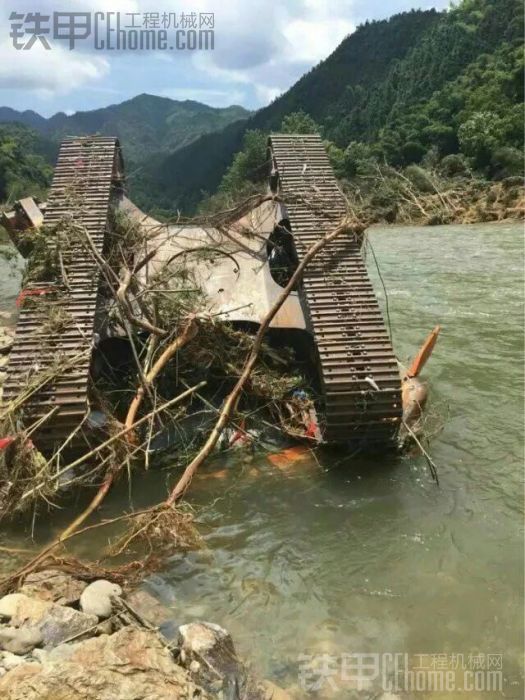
(267, 445, 312, 470)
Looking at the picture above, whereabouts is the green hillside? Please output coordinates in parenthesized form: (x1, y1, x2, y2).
(140, 9, 442, 212)
(42, 95, 250, 163)
(143, 0, 523, 213)
(0, 124, 53, 204)
(0, 0, 522, 217)
(0, 95, 251, 211)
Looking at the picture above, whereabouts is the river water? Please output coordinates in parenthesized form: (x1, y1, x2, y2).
(1, 223, 523, 697)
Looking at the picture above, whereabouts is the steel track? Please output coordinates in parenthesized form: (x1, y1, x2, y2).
(269, 134, 402, 444)
(3, 137, 121, 448)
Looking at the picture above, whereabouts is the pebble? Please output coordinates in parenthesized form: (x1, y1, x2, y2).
(0, 594, 26, 619)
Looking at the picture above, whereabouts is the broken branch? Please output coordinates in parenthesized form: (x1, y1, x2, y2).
(166, 218, 362, 504)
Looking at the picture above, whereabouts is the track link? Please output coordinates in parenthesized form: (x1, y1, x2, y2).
(269, 134, 402, 444)
(3, 137, 122, 448)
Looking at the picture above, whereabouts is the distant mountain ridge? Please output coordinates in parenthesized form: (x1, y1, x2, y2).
(0, 94, 251, 164)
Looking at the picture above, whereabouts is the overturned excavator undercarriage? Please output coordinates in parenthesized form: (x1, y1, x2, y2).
(2, 134, 408, 453)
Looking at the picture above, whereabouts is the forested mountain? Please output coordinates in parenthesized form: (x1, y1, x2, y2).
(139, 8, 442, 211)
(139, 0, 523, 213)
(0, 95, 250, 165)
(0, 0, 522, 215)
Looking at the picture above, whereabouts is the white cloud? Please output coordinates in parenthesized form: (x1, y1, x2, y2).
(0, 0, 451, 110)
(282, 16, 354, 64)
(185, 0, 357, 106)
(0, 40, 109, 97)
(255, 85, 283, 105)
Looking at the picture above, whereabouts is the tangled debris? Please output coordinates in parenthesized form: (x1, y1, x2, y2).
(339, 163, 525, 226)
(0, 185, 364, 593)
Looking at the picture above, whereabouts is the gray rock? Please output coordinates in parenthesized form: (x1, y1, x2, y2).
(178, 621, 241, 691)
(20, 570, 87, 606)
(0, 627, 43, 655)
(4, 593, 98, 647)
(39, 605, 98, 647)
(0, 627, 209, 699)
(124, 589, 170, 627)
(79, 580, 122, 619)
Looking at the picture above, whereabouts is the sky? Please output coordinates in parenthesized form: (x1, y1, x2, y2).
(0, 0, 450, 117)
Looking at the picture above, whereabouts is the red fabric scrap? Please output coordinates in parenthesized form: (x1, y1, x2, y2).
(16, 287, 55, 308)
(0, 436, 15, 450)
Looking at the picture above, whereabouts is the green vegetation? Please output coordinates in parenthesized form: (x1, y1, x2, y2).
(0, 95, 250, 214)
(0, 124, 52, 203)
(0, 95, 250, 165)
(154, 0, 524, 214)
(0, 0, 522, 219)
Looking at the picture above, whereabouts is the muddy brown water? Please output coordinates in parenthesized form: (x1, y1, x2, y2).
(0, 222, 523, 697)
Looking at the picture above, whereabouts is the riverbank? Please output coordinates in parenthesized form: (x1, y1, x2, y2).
(0, 569, 296, 699)
(199, 162, 525, 228)
(341, 168, 525, 227)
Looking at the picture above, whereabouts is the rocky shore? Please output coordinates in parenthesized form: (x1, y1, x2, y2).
(0, 570, 292, 699)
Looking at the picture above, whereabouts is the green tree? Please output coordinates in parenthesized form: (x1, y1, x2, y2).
(280, 111, 321, 135)
(343, 141, 377, 177)
(0, 125, 52, 203)
(219, 130, 267, 194)
(458, 111, 505, 168)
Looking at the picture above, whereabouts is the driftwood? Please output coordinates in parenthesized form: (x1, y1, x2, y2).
(124, 316, 199, 432)
(55, 380, 206, 541)
(1, 383, 207, 590)
(166, 218, 362, 504)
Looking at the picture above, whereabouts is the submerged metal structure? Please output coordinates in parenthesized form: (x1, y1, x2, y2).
(3, 134, 402, 449)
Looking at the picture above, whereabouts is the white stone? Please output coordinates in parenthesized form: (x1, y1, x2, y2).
(189, 659, 201, 673)
(4, 594, 98, 647)
(0, 594, 27, 619)
(31, 649, 48, 664)
(0, 626, 43, 655)
(1, 652, 26, 670)
(79, 580, 122, 619)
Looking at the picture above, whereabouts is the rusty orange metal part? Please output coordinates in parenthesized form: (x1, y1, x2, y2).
(406, 325, 441, 378)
